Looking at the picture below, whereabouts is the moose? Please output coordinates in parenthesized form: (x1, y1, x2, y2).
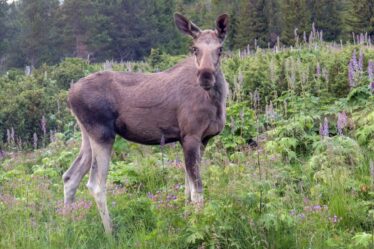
(63, 13, 229, 234)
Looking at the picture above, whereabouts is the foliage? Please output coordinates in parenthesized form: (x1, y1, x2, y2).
(1, 41, 374, 248)
(1, 0, 374, 69)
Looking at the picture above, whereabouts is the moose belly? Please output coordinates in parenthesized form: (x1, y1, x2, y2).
(114, 116, 181, 145)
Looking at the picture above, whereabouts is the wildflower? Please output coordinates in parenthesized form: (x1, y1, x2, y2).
(6, 129, 10, 145)
(103, 60, 113, 71)
(303, 197, 309, 204)
(352, 50, 360, 71)
(266, 101, 275, 121)
(348, 60, 356, 88)
(320, 118, 329, 138)
(230, 116, 235, 133)
(323, 117, 329, 137)
(337, 112, 348, 135)
(290, 209, 296, 216)
(298, 213, 306, 220)
(254, 89, 260, 109)
(370, 160, 374, 184)
(358, 49, 364, 71)
(41, 115, 47, 137)
(369, 81, 374, 93)
(312, 205, 322, 212)
(10, 127, 15, 145)
(238, 71, 244, 86)
(329, 214, 340, 224)
(33, 133, 38, 150)
(368, 60, 374, 81)
(316, 63, 321, 77)
(56, 199, 92, 221)
(25, 65, 31, 76)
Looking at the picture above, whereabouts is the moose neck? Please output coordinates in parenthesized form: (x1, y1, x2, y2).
(209, 68, 227, 105)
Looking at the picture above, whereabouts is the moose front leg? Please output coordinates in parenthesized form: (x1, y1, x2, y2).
(182, 135, 203, 205)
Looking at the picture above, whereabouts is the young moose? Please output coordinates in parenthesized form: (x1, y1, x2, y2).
(63, 13, 229, 234)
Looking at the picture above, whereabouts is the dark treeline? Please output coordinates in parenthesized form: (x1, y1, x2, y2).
(0, 0, 373, 70)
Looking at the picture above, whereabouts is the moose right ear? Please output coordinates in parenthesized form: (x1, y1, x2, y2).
(174, 13, 201, 39)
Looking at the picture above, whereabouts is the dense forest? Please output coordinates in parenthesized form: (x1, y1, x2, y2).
(0, 0, 373, 69)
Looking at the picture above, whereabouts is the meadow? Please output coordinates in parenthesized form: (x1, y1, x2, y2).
(1, 38, 374, 248)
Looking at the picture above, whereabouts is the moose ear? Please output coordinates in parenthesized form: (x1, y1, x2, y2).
(174, 13, 201, 39)
(216, 14, 229, 42)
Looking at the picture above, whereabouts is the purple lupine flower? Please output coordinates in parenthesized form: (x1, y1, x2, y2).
(41, 115, 47, 137)
(329, 214, 340, 224)
(266, 101, 275, 121)
(238, 71, 244, 86)
(312, 205, 322, 212)
(230, 116, 235, 133)
(358, 49, 364, 71)
(320, 118, 329, 138)
(309, 31, 314, 43)
(370, 160, 374, 184)
(351, 50, 359, 71)
(323, 117, 329, 137)
(10, 127, 15, 144)
(369, 81, 374, 93)
(33, 133, 38, 150)
(368, 60, 374, 81)
(348, 60, 356, 88)
(254, 89, 260, 109)
(319, 123, 324, 138)
(6, 129, 10, 145)
(290, 209, 296, 216)
(298, 213, 306, 220)
(316, 63, 321, 77)
(337, 112, 348, 135)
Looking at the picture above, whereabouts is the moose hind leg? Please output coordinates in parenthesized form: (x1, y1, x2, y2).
(182, 135, 203, 204)
(86, 137, 114, 234)
(63, 127, 92, 205)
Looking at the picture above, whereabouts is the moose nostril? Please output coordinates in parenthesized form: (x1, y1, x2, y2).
(201, 71, 213, 81)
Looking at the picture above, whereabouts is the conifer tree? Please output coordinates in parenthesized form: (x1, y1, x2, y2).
(280, 0, 311, 45)
(235, 0, 268, 49)
(346, 0, 374, 36)
(311, 0, 342, 41)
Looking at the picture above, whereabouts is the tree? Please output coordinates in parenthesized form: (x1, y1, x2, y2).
(57, 0, 97, 59)
(265, 0, 281, 46)
(19, 0, 61, 66)
(235, 0, 268, 49)
(280, 0, 311, 45)
(345, 0, 374, 36)
(311, 0, 342, 41)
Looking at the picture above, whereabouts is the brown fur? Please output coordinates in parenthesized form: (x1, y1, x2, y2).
(63, 13, 229, 234)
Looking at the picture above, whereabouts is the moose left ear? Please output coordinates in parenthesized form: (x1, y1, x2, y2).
(216, 14, 229, 42)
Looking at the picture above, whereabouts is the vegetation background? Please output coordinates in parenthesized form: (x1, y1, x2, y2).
(0, 0, 374, 248)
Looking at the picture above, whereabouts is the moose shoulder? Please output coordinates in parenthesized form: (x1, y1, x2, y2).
(64, 13, 229, 234)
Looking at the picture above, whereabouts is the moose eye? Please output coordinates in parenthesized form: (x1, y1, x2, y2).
(218, 47, 223, 55)
(191, 47, 199, 54)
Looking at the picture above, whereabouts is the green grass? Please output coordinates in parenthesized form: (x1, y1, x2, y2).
(1, 130, 373, 248)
